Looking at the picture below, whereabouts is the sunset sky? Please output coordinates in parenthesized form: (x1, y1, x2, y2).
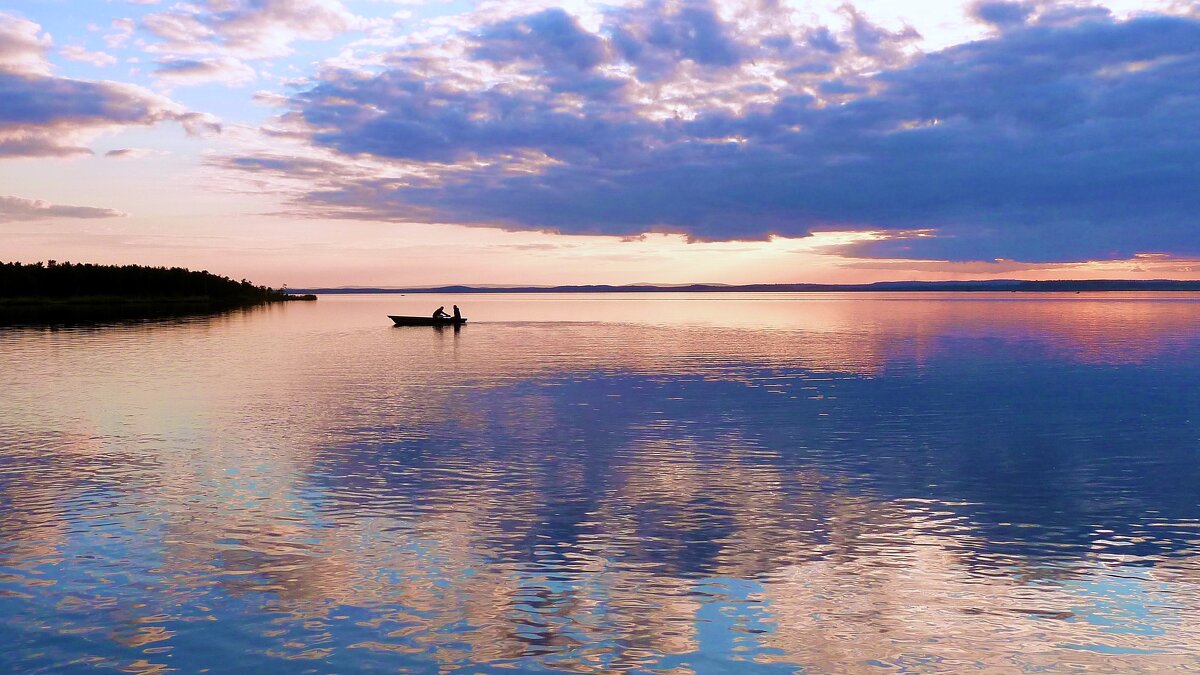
(1, 0, 1197, 286)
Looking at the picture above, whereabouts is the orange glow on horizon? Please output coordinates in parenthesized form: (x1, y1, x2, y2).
(5, 219, 1199, 288)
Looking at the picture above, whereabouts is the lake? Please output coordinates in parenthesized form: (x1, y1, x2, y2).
(2, 292, 1199, 672)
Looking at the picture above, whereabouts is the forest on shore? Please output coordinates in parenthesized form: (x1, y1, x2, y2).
(0, 260, 313, 324)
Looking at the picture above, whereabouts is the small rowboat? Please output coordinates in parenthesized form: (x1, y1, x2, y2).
(388, 315, 468, 326)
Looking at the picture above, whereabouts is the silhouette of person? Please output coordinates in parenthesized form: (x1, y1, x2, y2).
(432, 306, 450, 319)
(452, 304, 461, 320)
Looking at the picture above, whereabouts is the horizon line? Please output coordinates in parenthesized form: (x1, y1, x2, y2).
(288, 279, 1200, 293)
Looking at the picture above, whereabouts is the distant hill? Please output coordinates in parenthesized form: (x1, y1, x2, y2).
(294, 279, 1200, 294)
(0, 260, 314, 324)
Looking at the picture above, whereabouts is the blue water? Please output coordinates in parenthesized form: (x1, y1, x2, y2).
(2, 293, 1199, 671)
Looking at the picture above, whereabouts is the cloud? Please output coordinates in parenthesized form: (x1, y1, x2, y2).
(609, 0, 748, 81)
(105, 18, 137, 49)
(153, 56, 256, 85)
(105, 147, 168, 159)
(0, 14, 220, 158)
(0, 195, 126, 222)
(804, 26, 843, 54)
(970, 1, 1035, 28)
(0, 12, 53, 75)
(471, 8, 607, 73)
(0, 71, 219, 157)
(251, 90, 289, 106)
(61, 45, 119, 67)
(143, 0, 374, 59)
(221, 3, 1200, 262)
(841, 4, 921, 55)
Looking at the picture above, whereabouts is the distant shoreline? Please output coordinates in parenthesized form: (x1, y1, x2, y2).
(293, 280, 1200, 294)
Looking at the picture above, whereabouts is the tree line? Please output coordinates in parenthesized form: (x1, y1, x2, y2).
(0, 261, 289, 302)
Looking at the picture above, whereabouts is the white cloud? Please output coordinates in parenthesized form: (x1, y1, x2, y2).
(104, 147, 169, 158)
(105, 18, 137, 48)
(0, 12, 53, 75)
(143, 0, 380, 59)
(153, 56, 257, 85)
(61, 45, 119, 67)
(0, 15, 221, 159)
(219, 1, 1200, 264)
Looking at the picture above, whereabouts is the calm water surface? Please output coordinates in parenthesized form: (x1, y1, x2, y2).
(2, 293, 1200, 672)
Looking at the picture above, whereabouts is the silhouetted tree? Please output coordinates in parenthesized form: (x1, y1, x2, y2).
(0, 261, 289, 303)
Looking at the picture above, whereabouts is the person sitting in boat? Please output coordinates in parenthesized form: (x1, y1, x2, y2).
(452, 305, 461, 320)
(432, 306, 451, 319)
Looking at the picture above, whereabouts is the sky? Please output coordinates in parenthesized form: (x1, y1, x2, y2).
(1, 0, 1198, 287)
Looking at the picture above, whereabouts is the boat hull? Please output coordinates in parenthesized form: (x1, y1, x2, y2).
(388, 315, 468, 326)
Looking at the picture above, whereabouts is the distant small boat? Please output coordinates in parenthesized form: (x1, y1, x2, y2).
(388, 315, 467, 326)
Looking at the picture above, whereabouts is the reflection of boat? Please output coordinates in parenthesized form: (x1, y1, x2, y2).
(388, 315, 468, 326)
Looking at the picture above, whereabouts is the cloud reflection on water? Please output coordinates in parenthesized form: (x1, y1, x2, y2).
(1, 293, 1199, 671)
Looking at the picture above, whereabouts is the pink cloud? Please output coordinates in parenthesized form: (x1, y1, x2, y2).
(105, 18, 137, 49)
(0, 15, 220, 158)
(143, 0, 375, 59)
(0, 12, 53, 75)
(153, 56, 256, 85)
(61, 45, 119, 67)
(0, 195, 126, 222)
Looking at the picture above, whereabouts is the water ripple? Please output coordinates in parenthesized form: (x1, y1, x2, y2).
(2, 293, 1200, 671)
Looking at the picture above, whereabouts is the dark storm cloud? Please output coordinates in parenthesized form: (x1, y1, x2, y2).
(235, 4, 1200, 262)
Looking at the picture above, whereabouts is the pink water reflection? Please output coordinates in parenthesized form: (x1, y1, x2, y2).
(1, 293, 1199, 672)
